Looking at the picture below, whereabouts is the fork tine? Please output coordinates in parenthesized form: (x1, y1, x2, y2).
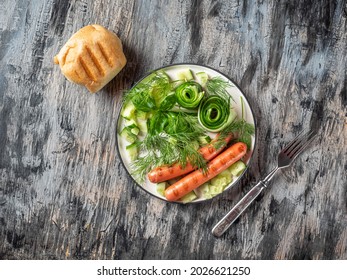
(289, 133, 317, 160)
(282, 131, 303, 153)
(285, 130, 315, 155)
(282, 130, 305, 154)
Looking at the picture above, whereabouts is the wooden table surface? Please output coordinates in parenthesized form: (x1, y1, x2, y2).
(0, 0, 346, 260)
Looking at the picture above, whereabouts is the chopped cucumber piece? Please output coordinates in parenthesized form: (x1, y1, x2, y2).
(209, 170, 233, 196)
(228, 160, 247, 177)
(210, 175, 229, 191)
(121, 101, 136, 120)
(156, 182, 167, 197)
(179, 191, 197, 203)
(220, 169, 233, 179)
(137, 118, 148, 134)
(124, 118, 138, 127)
(196, 183, 213, 199)
(198, 135, 211, 145)
(198, 177, 232, 198)
(120, 127, 137, 143)
(126, 142, 139, 161)
(209, 184, 225, 197)
(196, 72, 209, 87)
(136, 110, 147, 120)
(177, 68, 194, 81)
(127, 123, 140, 135)
(157, 70, 170, 82)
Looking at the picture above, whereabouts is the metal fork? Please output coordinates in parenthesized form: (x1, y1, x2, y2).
(212, 129, 317, 237)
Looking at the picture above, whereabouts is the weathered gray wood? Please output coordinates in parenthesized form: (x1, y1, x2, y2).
(0, 0, 346, 260)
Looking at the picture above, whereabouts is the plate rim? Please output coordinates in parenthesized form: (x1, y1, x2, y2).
(115, 62, 258, 204)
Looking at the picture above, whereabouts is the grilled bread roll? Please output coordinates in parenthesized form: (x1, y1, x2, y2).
(54, 24, 126, 93)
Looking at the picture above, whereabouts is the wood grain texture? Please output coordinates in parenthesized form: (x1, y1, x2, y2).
(0, 0, 346, 260)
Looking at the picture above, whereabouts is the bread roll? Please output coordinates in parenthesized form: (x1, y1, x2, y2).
(54, 24, 126, 93)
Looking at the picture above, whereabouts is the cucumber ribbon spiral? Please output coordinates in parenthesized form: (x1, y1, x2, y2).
(198, 95, 236, 132)
(175, 81, 204, 109)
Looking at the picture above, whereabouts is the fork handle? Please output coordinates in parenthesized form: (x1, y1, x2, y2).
(212, 181, 265, 237)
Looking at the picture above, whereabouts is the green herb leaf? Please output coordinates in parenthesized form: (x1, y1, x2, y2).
(216, 119, 255, 150)
(131, 111, 207, 182)
(159, 93, 177, 111)
(131, 90, 157, 112)
(206, 77, 233, 101)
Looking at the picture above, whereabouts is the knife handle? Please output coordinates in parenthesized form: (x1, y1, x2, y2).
(212, 181, 265, 237)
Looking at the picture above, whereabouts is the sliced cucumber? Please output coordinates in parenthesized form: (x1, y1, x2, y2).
(179, 191, 197, 203)
(135, 110, 148, 134)
(196, 183, 213, 199)
(209, 184, 225, 197)
(156, 182, 167, 197)
(210, 175, 229, 191)
(137, 118, 148, 134)
(136, 110, 147, 120)
(198, 135, 211, 145)
(209, 170, 233, 196)
(228, 160, 247, 177)
(196, 72, 209, 87)
(218, 169, 233, 181)
(177, 68, 194, 81)
(120, 127, 137, 143)
(121, 101, 136, 120)
(127, 123, 140, 136)
(126, 142, 139, 161)
(124, 118, 138, 127)
(156, 70, 170, 82)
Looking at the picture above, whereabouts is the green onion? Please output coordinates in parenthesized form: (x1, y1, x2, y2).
(175, 81, 204, 109)
(198, 95, 236, 132)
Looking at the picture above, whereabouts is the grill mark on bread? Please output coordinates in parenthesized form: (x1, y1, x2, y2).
(85, 45, 105, 76)
(74, 70, 82, 81)
(79, 57, 96, 82)
(97, 42, 113, 67)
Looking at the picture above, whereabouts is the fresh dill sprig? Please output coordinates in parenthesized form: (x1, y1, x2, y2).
(123, 83, 150, 104)
(206, 77, 234, 101)
(149, 71, 173, 106)
(130, 111, 207, 183)
(216, 119, 255, 149)
(123, 71, 173, 106)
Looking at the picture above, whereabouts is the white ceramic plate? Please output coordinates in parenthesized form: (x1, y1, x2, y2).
(116, 63, 256, 203)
